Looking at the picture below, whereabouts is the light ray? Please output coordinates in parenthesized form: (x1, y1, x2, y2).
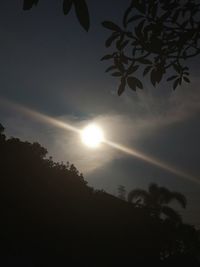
(104, 140, 199, 184)
(0, 97, 80, 134)
(1, 96, 199, 185)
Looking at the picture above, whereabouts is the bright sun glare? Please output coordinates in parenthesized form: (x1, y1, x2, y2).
(81, 124, 104, 148)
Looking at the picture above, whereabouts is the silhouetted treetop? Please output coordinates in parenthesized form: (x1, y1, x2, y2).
(0, 123, 5, 142)
(128, 183, 187, 223)
(0, 123, 4, 133)
(117, 184, 126, 200)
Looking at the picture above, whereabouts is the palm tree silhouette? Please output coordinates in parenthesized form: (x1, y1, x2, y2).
(128, 183, 186, 223)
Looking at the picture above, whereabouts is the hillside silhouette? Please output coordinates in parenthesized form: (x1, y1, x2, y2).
(0, 124, 199, 266)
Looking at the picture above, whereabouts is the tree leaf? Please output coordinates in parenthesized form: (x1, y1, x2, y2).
(127, 65, 139, 75)
(74, 0, 90, 31)
(150, 69, 157, 87)
(183, 76, 190, 83)
(114, 57, 119, 67)
(23, 0, 39, 10)
(127, 15, 143, 24)
(63, 0, 73, 15)
(111, 72, 122, 77)
(120, 53, 129, 64)
(123, 4, 133, 28)
(137, 58, 152, 64)
(127, 77, 143, 90)
(155, 68, 163, 84)
(116, 34, 125, 50)
(118, 77, 126, 96)
(101, 54, 114, 60)
(119, 40, 129, 50)
(143, 66, 152, 76)
(135, 77, 143, 89)
(105, 65, 117, 72)
(102, 21, 121, 32)
(173, 64, 181, 73)
(126, 31, 133, 38)
(117, 62, 125, 73)
(173, 78, 180, 90)
(105, 33, 119, 47)
(127, 77, 136, 91)
(135, 19, 145, 37)
(133, 1, 146, 13)
(167, 75, 178, 81)
(151, 3, 158, 17)
(160, 11, 171, 21)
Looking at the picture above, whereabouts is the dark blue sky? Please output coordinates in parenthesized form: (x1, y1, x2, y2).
(0, 0, 200, 226)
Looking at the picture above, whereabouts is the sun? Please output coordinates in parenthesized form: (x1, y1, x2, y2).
(81, 124, 104, 148)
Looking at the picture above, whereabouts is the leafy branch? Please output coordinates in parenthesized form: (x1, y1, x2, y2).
(22, 0, 200, 95)
(102, 0, 200, 95)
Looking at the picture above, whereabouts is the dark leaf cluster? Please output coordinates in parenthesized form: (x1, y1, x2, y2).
(23, 0, 90, 31)
(102, 0, 200, 95)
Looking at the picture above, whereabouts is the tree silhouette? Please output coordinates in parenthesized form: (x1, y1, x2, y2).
(102, 0, 200, 94)
(0, 123, 4, 132)
(21, 0, 200, 94)
(0, 124, 199, 265)
(128, 183, 187, 223)
(0, 123, 5, 142)
(117, 185, 126, 200)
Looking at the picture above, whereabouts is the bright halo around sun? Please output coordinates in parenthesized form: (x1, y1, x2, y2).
(81, 124, 104, 148)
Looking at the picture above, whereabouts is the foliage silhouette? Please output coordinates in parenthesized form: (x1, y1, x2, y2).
(128, 183, 187, 223)
(102, 0, 200, 94)
(23, 0, 90, 31)
(0, 123, 5, 142)
(117, 184, 126, 201)
(22, 0, 200, 94)
(0, 124, 200, 266)
(0, 123, 4, 133)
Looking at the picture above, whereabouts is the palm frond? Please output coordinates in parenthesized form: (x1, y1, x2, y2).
(162, 206, 182, 223)
(170, 192, 187, 209)
(159, 186, 173, 204)
(148, 183, 159, 194)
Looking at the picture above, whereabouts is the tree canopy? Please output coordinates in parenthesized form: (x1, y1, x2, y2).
(128, 183, 187, 223)
(102, 0, 200, 94)
(22, 0, 200, 94)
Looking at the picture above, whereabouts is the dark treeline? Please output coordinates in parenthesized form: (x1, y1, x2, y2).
(0, 123, 199, 266)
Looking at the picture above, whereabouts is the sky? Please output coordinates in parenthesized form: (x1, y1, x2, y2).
(0, 0, 200, 226)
